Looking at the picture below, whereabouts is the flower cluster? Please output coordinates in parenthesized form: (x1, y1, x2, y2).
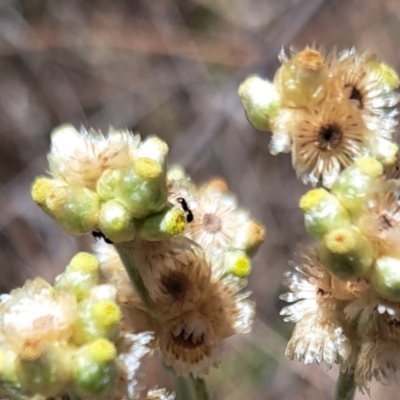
(239, 46, 400, 187)
(32, 124, 182, 243)
(31, 125, 264, 380)
(281, 157, 400, 392)
(0, 252, 170, 400)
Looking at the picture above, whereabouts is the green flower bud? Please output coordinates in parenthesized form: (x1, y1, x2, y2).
(139, 205, 186, 241)
(96, 168, 123, 202)
(319, 228, 374, 279)
(274, 49, 327, 107)
(16, 340, 72, 397)
(116, 159, 167, 219)
(0, 348, 27, 399)
(46, 186, 100, 235)
(55, 252, 100, 300)
(73, 300, 121, 345)
(72, 339, 118, 397)
(299, 188, 351, 239)
(332, 157, 383, 217)
(371, 256, 400, 301)
(98, 200, 136, 243)
(238, 76, 281, 131)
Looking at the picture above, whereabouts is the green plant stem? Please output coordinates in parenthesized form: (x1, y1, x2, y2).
(335, 370, 356, 400)
(190, 375, 210, 400)
(114, 243, 158, 317)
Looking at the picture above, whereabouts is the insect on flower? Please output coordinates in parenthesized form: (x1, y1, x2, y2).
(92, 230, 114, 244)
(177, 197, 194, 223)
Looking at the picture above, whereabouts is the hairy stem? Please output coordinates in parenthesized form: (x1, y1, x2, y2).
(335, 370, 356, 400)
(114, 243, 158, 317)
(190, 375, 210, 400)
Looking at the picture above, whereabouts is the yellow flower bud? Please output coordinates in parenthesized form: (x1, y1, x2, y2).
(72, 339, 118, 396)
(274, 49, 327, 107)
(73, 300, 121, 345)
(69, 252, 100, 274)
(299, 188, 351, 239)
(225, 250, 252, 278)
(56, 253, 100, 301)
(31, 177, 55, 207)
(238, 76, 281, 131)
(139, 206, 186, 241)
(319, 228, 374, 279)
(98, 200, 136, 243)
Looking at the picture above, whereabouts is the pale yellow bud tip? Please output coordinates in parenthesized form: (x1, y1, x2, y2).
(87, 339, 116, 364)
(205, 178, 229, 193)
(232, 256, 252, 278)
(295, 49, 324, 71)
(69, 252, 100, 274)
(325, 229, 356, 255)
(165, 208, 186, 236)
(299, 188, 328, 212)
(46, 187, 68, 211)
(31, 177, 54, 206)
(20, 339, 43, 361)
(248, 221, 266, 244)
(134, 158, 162, 180)
(354, 157, 383, 178)
(92, 301, 121, 327)
(377, 62, 399, 90)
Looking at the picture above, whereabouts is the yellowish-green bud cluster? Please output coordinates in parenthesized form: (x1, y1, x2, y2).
(300, 158, 400, 302)
(31, 128, 187, 243)
(0, 253, 123, 399)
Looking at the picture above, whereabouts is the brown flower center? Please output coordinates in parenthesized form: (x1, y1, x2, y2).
(161, 271, 191, 300)
(389, 318, 400, 329)
(379, 213, 395, 231)
(317, 123, 343, 151)
(345, 84, 363, 109)
(202, 213, 222, 233)
(173, 331, 205, 349)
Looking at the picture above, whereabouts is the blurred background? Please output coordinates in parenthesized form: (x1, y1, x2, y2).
(0, 0, 399, 399)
